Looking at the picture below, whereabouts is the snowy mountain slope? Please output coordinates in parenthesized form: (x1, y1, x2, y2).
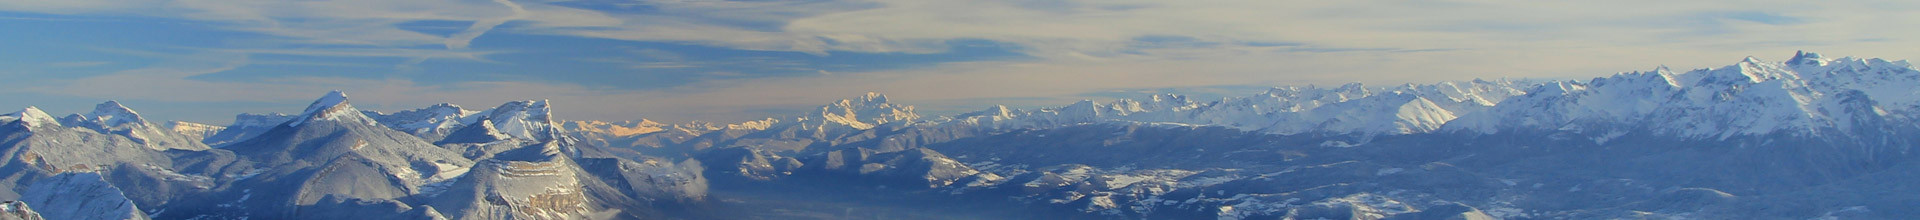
(593, 82, 1529, 161)
(163, 121, 223, 146)
(361, 100, 569, 145)
(1445, 51, 1920, 140)
(0, 105, 243, 215)
(943, 79, 1534, 136)
(427, 100, 584, 162)
(8, 51, 1920, 219)
(720, 92, 921, 133)
(0, 107, 176, 177)
(429, 142, 599, 219)
(421, 140, 700, 220)
(564, 120, 668, 137)
(217, 91, 477, 218)
(476, 100, 568, 142)
(563, 120, 720, 161)
(55, 101, 208, 151)
(0, 107, 60, 129)
(365, 103, 482, 142)
(614, 92, 927, 156)
(18, 172, 149, 220)
(198, 113, 293, 147)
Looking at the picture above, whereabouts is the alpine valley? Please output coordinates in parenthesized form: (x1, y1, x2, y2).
(4, 51, 1919, 219)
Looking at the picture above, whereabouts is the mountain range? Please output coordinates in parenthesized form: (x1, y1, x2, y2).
(3, 51, 1918, 219)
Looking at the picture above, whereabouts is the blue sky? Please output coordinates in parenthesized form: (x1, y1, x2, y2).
(2, 0, 1918, 124)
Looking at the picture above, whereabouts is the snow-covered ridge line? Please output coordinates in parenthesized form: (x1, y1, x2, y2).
(940, 78, 1537, 136)
(914, 51, 1920, 139)
(1446, 51, 1920, 139)
(182, 51, 1920, 141)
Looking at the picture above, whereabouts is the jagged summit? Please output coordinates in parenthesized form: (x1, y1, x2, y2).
(814, 92, 920, 129)
(860, 92, 889, 104)
(730, 92, 922, 131)
(981, 105, 1016, 118)
(1789, 50, 1828, 66)
(480, 99, 565, 142)
(367, 102, 482, 142)
(60, 101, 151, 130)
(54, 101, 210, 150)
(1446, 51, 1920, 139)
(940, 79, 1532, 136)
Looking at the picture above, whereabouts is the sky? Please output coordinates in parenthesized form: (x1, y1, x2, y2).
(2, 0, 1918, 124)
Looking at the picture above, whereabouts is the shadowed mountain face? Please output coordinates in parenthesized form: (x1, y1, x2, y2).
(18, 172, 148, 220)
(4, 52, 1920, 219)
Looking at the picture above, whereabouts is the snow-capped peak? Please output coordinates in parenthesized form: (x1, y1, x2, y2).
(54, 101, 212, 150)
(478, 99, 565, 141)
(861, 92, 890, 105)
(985, 105, 1016, 118)
(367, 102, 482, 138)
(1, 106, 61, 128)
(793, 92, 922, 130)
(302, 90, 350, 115)
(85, 100, 147, 127)
(1446, 51, 1920, 139)
(59, 101, 153, 128)
(290, 90, 377, 127)
(1788, 50, 1829, 66)
(935, 80, 1535, 136)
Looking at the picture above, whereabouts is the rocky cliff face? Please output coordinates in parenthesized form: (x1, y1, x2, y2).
(0, 201, 45, 220)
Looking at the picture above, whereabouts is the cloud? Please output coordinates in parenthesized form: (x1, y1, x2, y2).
(3, 0, 620, 58)
(445, 0, 528, 50)
(8, 0, 1920, 124)
(46, 61, 111, 68)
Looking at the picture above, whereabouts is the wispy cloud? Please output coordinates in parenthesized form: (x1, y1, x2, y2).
(210, 47, 504, 62)
(6, 0, 1920, 123)
(446, 0, 528, 50)
(46, 61, 111, 68)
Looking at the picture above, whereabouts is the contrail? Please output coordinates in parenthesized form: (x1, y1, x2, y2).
(446, 0, 527, 50)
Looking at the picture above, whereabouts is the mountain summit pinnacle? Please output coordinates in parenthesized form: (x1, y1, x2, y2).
(302, 90, 350, 115)
(290, 90, 376, 127)
(1788, 50, 1829, 66)
(861, 92, 890, 105)
(86, 100, 147, 128)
